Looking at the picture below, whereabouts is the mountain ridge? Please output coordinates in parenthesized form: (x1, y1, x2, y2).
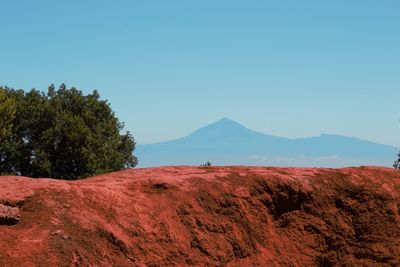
(136, 118, 398, 167)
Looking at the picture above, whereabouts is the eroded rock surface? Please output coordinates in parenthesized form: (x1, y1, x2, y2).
(0, 204, 20, 225)
(0, 166, 399, 266)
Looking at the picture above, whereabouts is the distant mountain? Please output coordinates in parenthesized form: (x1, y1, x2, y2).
(135, 118, 399, 167)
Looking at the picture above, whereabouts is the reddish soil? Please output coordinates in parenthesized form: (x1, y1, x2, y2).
(0, 166, 399, 266)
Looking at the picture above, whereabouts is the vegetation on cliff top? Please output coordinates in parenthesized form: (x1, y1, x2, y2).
(0, 84, 137, 180)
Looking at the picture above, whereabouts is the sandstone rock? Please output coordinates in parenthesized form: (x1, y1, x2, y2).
(0, 204, 20, 225)
(0, 166, 400, 266)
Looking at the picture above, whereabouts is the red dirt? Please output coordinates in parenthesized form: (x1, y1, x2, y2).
(0, 166, 399, 266)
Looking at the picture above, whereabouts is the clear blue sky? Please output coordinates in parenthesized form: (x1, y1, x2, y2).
(1, 1, 399, 146)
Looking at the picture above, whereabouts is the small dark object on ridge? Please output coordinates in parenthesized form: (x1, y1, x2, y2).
(394, 152, 400, 169)
(200, 161, 212, 167)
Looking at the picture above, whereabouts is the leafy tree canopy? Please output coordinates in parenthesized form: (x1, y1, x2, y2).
(0, 84, 137, 179)
(0, 87, 16, 141)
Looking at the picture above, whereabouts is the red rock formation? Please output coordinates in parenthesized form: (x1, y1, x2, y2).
(0, 166, 399, 266)
(0, 204, 20, 225)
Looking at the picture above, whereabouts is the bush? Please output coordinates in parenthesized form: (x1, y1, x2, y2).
(0, 84, 137, 179)
(394, 152, 400, 169)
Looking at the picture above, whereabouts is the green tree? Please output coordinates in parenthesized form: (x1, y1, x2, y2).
(394, 152, 400, 169)
(0, 84, 137, 179)
(0, 87, 16, 140)
(0, 88, 17, 175)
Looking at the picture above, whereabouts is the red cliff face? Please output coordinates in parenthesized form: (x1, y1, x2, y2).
(0, 166, 399, 266)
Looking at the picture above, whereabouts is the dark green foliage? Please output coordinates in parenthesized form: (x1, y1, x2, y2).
(200, 161, 212, 167)
(394, 152, 400, 169)
(0, 88, 16, 141)
(0, 84, 137, 179)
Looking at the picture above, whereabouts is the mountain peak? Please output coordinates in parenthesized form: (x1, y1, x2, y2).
(217, 117, 235, 123)
(201, 117, 251, 131)
(212, 117, 244, 127)
(186, 118, 254, 140)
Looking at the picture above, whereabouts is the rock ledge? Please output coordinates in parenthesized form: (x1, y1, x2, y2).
(0, 204, 20, 225)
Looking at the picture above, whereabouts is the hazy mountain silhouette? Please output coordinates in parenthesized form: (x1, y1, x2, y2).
(136, 118, 398, 167)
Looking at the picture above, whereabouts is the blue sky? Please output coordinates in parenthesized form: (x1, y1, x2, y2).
(1, 1, 399, 146)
